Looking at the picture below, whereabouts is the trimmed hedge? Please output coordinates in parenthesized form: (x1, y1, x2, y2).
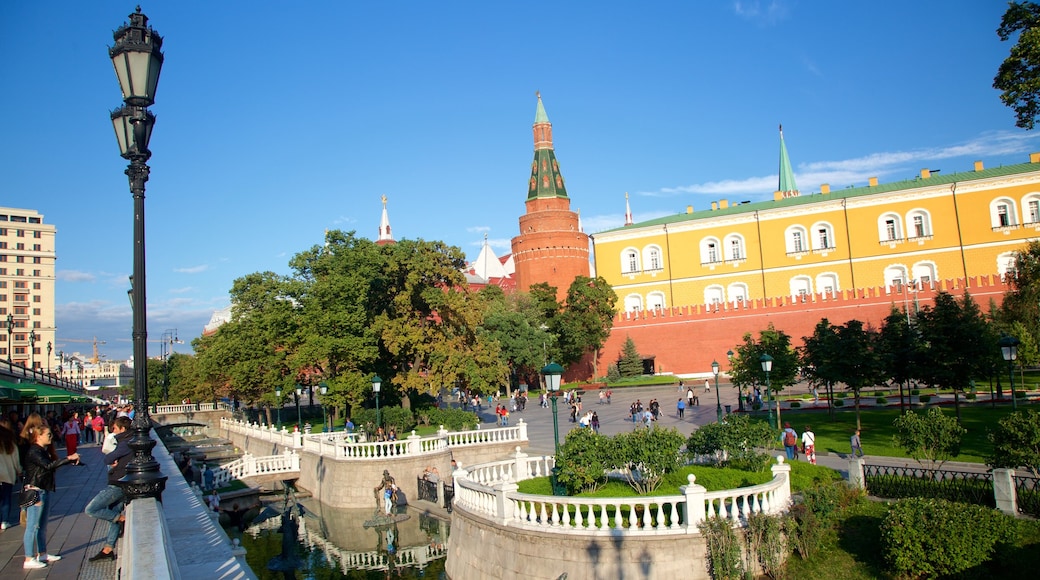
(833, 399, 845, 407)
(880, 498, 1016, 578)
(790, 401, 801, 408)
(918, 395, 932, 403)
(876, 397, 888, 405)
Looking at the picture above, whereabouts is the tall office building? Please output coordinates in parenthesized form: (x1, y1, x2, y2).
(0, 207, 56, 370)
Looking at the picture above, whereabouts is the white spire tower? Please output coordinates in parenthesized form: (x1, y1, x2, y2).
(624, 192, 633, 226)
(377, 194, 394, 244)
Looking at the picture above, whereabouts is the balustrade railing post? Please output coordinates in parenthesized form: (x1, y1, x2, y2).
(512, 446, 529, 482)
(681, 474, 706, 534)
(993, 468, 1018, 515)
(408, 431, 422, 455)
(494, 481, 518, 525)
(243, 452, 256, 477)
(848, 457, 866, 490)
(516, 418, 528, 441)
(769, 455, 792, 511)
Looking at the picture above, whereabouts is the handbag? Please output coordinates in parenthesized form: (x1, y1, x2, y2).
(19, 488, 41, 509)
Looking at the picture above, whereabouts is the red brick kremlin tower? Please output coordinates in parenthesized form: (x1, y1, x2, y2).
(511, 94, 590, 299)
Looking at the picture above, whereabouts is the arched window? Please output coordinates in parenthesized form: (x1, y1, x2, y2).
(643, 245, 663, 272)
(789, 276, 812, 301)
(998, 252, 1017, 281)
(647, 291, 666, 310)
(884, 265, 909, 290)
(787, 227, 807, 254)
(621, 247, 640, 274)
(724, 234, 745, 261)
(810, 222, 835, 251)
(727, 283, 748, 305)
(816, 273, 839, 297)
(878, 212, 903, 242)
(700, 237, 721, 264)
(624, 294, 643, 312)
(1023, 193, 1040, 224)
(905, 209, 932, 239)
(911, 262, 936, 288)
(704, 285, 724, 309)
(991, 197, 1019, 228)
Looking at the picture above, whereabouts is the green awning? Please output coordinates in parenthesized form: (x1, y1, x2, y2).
(0, 380, 76, 404)
(0, 386, 20, 402)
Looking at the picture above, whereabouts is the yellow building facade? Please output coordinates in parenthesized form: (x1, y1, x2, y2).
(593, 155, 1040, 313)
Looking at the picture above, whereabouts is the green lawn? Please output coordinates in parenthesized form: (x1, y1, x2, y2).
(777, 403, 1040, 463)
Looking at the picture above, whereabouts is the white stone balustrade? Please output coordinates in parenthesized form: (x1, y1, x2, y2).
(451, 452, 792, 537)
(218, 417, 528, 460)
(154, 402, 233, 414)
(212, 448, 300, 485)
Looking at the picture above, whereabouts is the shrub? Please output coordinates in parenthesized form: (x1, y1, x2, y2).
(800, 481, 861, 526)
(420, 406, 479, 431)
(785, 504, 822, 560)
(880, 498, 1017, 578)
(613, 427, 685, 494)
(987, 409, 1040, 476)
(686, 414, 774, 471)
(556, 428, 609, 494)
(833, 399, 845, 407)
(876, 397, 888, 405)
(835, 392, 847, 399)
(910, 389, 920, 396)
(892, 407, 966, 468)
(1016, 390, 1028, 399)
(746, 512, 786, 578)
(606, 364, 622, 383)
(918, 394, 932, 403)
(790, 401, 801, 408)
(966, 392, 977, 401)
(700, 516, 746, 580)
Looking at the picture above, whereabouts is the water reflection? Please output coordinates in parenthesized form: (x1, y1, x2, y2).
(242, 497, 450, 579)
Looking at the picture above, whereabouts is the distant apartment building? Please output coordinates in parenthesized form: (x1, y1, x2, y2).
(0, 206, 56, 370)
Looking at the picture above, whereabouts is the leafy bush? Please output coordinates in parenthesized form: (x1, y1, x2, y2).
(918, 394, 931, 403)
(785, 503, 822, 560)
(556, 428, 609, 494)
(892, 407, 966, 468)
(606, 364, 622, 383)
(876, 397, 888, 405)
(835, 392, 847, 399)
(613, 427, 685, 494)
(686, 414, 774, 471)
(419, 406, 479, 431)
(790, 401, 801, 408)
(746, 512, 785, 579)
(700, 516, 746, 580)
(880, 498, 1017, 578)
(910, 389, 920, 396)
(987, 409, 1040, 476)
(833, 399, 844, 407)
(800, 481, 861, 526)
(1016, 390, 1028, 399)
(966, 392, 977, 400)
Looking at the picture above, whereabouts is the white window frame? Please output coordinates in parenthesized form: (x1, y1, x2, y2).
(621, 247, 640, 274)
(810, 221, 835, 251)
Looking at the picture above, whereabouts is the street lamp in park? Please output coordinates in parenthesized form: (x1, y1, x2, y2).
(28, 330, 36, 369)
(541, 361, 565, 496)
(712, 359, 723, 422)
(760, 353, 775, 430)
(109, 6, 166, 502)
(319, 382, 329, 432)
(295, 384, 304, 431)
(46, 341, 52, 374)
(274, 387, 283, 426)
(1000, 334, 1020, 411)
(371, 375, 382, 429)
(727, 349, 742, 411)
(5, 314, 12, 364)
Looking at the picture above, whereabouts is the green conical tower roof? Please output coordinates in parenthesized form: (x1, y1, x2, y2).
(778, 124, 799, 197)
(527, 92, 569, 200)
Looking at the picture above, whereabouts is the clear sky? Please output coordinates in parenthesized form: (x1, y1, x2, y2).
(2, 1, 1036, 361)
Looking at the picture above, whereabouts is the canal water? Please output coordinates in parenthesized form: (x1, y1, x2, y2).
(238, 497, 450, 579)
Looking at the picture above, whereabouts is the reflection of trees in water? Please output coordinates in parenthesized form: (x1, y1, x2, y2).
(240, 500, 450, 578)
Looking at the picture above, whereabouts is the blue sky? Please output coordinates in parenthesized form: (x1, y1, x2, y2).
(2, 1, 1036, 361)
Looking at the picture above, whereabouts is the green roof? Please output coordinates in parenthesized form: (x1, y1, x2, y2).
(778, 126, 797, 194)
(0, 379, 79, 403)
(601, 160, 1040, 233)
(535, 93, 549, 124)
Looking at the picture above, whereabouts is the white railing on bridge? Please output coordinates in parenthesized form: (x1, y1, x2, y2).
(452, 449, 792, 536)
(212, 449, 300, 487)
(219, 417, 528, 459)
(154, 402, 234, 414)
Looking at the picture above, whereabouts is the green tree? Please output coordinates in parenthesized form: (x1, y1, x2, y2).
(987, 409, 1040, 476)
(914, 291, 997, 421)
(876, 307, 920, 409)
(617, 335, 643, 377)
(685, 414, 774, 471)
(831, 320, 883, 430)
(994, 2, 1040, 129)
(553, 276, 617, 372)
(800, 319, 841, 418)
(556, 427, 610, 493)
(728, 324, 798, 428)
(892, 407, 967, 468)
(479, 290, 555, 388)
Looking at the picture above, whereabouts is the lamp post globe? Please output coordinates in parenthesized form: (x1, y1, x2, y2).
(274, 387, 283, 427)
(109, 6, 166, 502)
(999, 334, 1020, 410)
(759, 353, 775, 430)
(541, 361, 566, 496)
(372, 375, 382, 429)
(29, 330, 37, 369)
(712, 359, 722, 422)
(46, 341, 52, 374)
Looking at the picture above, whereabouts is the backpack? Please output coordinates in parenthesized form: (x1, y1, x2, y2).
(784, 430, 797, 446)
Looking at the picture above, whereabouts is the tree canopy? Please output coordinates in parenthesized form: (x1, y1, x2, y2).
(994, 1, 1040, 129)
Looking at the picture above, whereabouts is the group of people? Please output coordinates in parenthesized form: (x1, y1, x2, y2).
(577, 411, 600, 433)
(0, 406, 134, 570)
(779, 422, 817, 464)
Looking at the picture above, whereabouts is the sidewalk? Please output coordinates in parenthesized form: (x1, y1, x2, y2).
(0, 443, 121, 579)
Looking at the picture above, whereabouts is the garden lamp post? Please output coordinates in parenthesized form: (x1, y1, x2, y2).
(319, 382, 329, 432)
(760, 353, 775, 430)
(372, 375, 382, 429)
(728, 349, 741, 411)
(275, 387, 283, 427)
(712, 359, 722, 422)
(29, 330, 36, 369)
(109, 6, 166, 501)
(1000, 334, 1020, 410)
(295, 384, 304, 431)
(46, 341, 52, 374)
(541, 361, 565, 496)
(5, 314, 12, 364)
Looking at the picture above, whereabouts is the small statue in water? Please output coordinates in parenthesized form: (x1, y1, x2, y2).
(373, 469, 398, 515)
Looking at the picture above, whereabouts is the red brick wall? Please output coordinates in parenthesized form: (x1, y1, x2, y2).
(572, 275, 1010, 380)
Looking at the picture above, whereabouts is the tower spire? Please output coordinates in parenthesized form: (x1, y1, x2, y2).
(528, 92, 568, 200)
(624, 192, 633, 226)
(377, 194, 394, 244)
(777, 124, 799, 198)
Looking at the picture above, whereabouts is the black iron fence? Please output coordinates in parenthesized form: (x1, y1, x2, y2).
(1015, 474, 1040, 518)
(417, 476, 438, 503)
(443, 482, 454, 513)
(863, 463, 994, 507)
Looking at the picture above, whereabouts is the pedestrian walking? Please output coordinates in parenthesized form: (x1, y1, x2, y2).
(781, 422, 798, 460)
(678, 379, 684, 393)
(704, 379, 711, 393)
(677, 398, 685, 419)
(802, 425, 817, 465)
(850, 430, 864, 458)
(61, 413, 81, 457)
(0, 417, 19, 532)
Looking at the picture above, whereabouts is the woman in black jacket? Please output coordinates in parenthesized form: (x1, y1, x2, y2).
(20, 415, 78, 570)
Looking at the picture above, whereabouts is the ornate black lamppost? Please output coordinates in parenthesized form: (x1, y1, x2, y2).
(319, 382, 329, 432)
(712, 359, 722, 422)
(275, 386, 283, 426)
(109, 6, 166, 501)
(1000, 334, 1020, 411)
(294, 384, 304, 430)
(727, 349, 741, 412)
(760, 353, 775, 430)
(28, 330, 37, 369)
(46, 341, 52, 374)
(5, 314, 12, 364)
(372, 375, 382, 429)
(541, 361, 565, 495)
